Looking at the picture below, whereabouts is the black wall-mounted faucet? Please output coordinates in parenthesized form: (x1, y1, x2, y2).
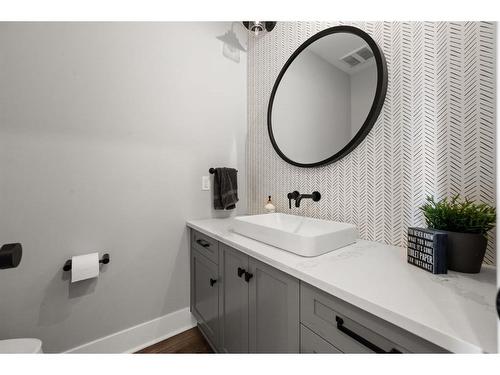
(287, 191, 321, 208)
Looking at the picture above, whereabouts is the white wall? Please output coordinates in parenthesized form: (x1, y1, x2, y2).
(0, 22, 247, 352)
(272, 50, 350, 164)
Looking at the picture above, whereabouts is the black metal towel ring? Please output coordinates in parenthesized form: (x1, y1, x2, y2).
(63, 253, 110, 272)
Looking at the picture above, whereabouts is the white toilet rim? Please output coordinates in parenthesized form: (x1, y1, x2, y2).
(0, 338, 43, 353)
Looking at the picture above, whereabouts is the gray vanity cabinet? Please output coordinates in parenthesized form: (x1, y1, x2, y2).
(190, 229, 445, 354)
(248, 258, 300, 353)
(190, 247, 219, 349)
(218, 244, 250, 353)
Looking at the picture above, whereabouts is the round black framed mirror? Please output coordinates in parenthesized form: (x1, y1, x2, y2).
(268, 25, 388, 168)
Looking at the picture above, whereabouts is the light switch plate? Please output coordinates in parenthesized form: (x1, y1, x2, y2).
(201, 176, 210, 191)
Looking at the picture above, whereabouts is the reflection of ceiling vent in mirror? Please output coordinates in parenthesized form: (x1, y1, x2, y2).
(342, 55, 362, 67)
(340, 46, 374, 69)
(356, 46, 374, 60)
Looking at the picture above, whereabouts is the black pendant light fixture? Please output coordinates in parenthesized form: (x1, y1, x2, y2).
(242, 21, 277, 37)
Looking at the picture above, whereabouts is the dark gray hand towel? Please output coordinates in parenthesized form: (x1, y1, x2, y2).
(213, 167, 238, 210)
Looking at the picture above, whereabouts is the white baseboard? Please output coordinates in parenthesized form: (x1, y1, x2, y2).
(65, 307, 197, 353)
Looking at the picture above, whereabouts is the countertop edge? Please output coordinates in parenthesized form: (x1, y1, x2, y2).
(186, 220, 489, 354)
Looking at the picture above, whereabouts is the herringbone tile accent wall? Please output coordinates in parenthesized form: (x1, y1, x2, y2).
(247, 22, 496, 264)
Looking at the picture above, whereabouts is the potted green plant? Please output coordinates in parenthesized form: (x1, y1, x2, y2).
(420, 195, 496, 273)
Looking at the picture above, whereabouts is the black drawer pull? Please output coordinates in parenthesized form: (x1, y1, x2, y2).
(196, 239, 210, 248)
(244, 271, 253, 282)
(336, 316, 399, 354)
(210, 278, 217, 287)
(237, 267, 246, 277)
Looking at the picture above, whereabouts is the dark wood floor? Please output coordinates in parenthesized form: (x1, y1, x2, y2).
(135, 327, 213, 354)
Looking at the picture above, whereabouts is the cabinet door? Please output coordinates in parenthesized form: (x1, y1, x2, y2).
(248, 258, 300, 353)
(190, 247, 219, 348)
(219, 244, 249, 353)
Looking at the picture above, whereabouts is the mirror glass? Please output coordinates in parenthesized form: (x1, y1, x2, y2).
(269, 27, 387, 167)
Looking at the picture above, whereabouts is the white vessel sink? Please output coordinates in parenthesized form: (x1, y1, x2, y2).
(232, 213, 358, 257)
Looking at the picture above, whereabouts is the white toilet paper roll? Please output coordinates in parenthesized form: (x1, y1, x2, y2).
(71, 252, 99, 282)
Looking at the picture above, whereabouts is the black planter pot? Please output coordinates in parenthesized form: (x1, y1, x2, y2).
(443, 231, 487, 273)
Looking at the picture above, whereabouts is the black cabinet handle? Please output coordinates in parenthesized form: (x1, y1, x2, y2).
(244, 271, 253, 282)
(237, 267, 246, 278)
(196, 239, 210, 248)
(335, 316, 400, 354)
(210, 278, 217, 287)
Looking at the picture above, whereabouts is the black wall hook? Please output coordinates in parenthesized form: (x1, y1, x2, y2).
(63, 253, 110, 272)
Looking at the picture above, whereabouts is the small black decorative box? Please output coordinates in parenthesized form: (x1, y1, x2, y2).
(407, 227, 447, 274)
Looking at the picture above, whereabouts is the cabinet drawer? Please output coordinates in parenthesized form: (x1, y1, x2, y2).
(191, 229, 219, 264)
(300, 325, 341, 353)
(301, 283, 446, 353)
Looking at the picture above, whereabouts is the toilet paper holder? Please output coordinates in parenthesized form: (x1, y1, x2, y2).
(63, 253, 110, 272)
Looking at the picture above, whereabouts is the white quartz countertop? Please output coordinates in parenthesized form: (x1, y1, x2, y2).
(186, 217, 498, 354)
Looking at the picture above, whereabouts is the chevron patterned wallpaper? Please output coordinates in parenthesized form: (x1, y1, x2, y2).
(247, 22, 497, 264)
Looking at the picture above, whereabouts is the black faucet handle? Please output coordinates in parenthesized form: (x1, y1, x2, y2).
(287, 191, 300, 209)
(311, 191, 321, 202)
